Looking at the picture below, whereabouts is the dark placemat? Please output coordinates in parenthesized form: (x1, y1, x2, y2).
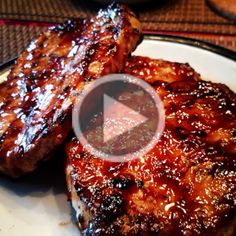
(0, 0, 235, 64)
(0, 25, 46, 65)
(1, 0, 235, 33)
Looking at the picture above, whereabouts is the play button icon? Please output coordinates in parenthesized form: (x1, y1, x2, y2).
(72, 74, 165, 162)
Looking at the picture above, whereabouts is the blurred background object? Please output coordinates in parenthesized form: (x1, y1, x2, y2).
(206, 0, 236, 21)
(0, 0, 235, 65)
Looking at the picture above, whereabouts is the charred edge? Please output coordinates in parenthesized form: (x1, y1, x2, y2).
(83, 193, 124, 236)
(52, 19, 77, 32)
(111, 177, 135, 189)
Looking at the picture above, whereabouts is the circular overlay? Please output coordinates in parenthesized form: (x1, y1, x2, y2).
(72, 74, 165, 162)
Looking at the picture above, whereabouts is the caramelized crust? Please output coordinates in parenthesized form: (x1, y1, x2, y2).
(66, 56, 236, 235)
(0, 3, 141, 177)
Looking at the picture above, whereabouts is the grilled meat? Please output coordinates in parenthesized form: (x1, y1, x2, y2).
(0, 3, 141, 177)
(66, 56, 236, 235)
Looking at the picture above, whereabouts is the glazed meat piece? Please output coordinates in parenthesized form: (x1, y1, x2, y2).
(0, 3, 141, 177)
(66, 56, 236, 235)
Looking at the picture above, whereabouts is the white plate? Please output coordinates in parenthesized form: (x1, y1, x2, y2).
(0, 36, 235, 236)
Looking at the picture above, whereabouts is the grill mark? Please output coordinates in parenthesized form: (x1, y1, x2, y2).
(27, 16, 111, 145)
(0, 33, 57, 148)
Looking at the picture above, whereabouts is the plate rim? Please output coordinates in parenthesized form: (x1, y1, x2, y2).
(143, 34, 236, 62)
(0, 34, 235, 70)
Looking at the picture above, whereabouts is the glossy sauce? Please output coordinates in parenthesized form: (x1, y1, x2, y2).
(67, 56, 236, 235)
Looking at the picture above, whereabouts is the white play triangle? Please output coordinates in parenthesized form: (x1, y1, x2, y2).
(103, 94, 148, 143)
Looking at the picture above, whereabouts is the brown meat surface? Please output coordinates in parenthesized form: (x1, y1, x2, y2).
(0, 3, 141, 177)
(66, 56, 236, 235)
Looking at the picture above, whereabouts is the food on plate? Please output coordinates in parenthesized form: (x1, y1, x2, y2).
(0, 3, 141, 177)
(0, 1, 235, 235)
(66, 56, 236, 235)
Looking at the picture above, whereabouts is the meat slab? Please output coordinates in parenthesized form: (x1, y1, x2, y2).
(66, 56, 236, 236)
(0, 4, 141, 177)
